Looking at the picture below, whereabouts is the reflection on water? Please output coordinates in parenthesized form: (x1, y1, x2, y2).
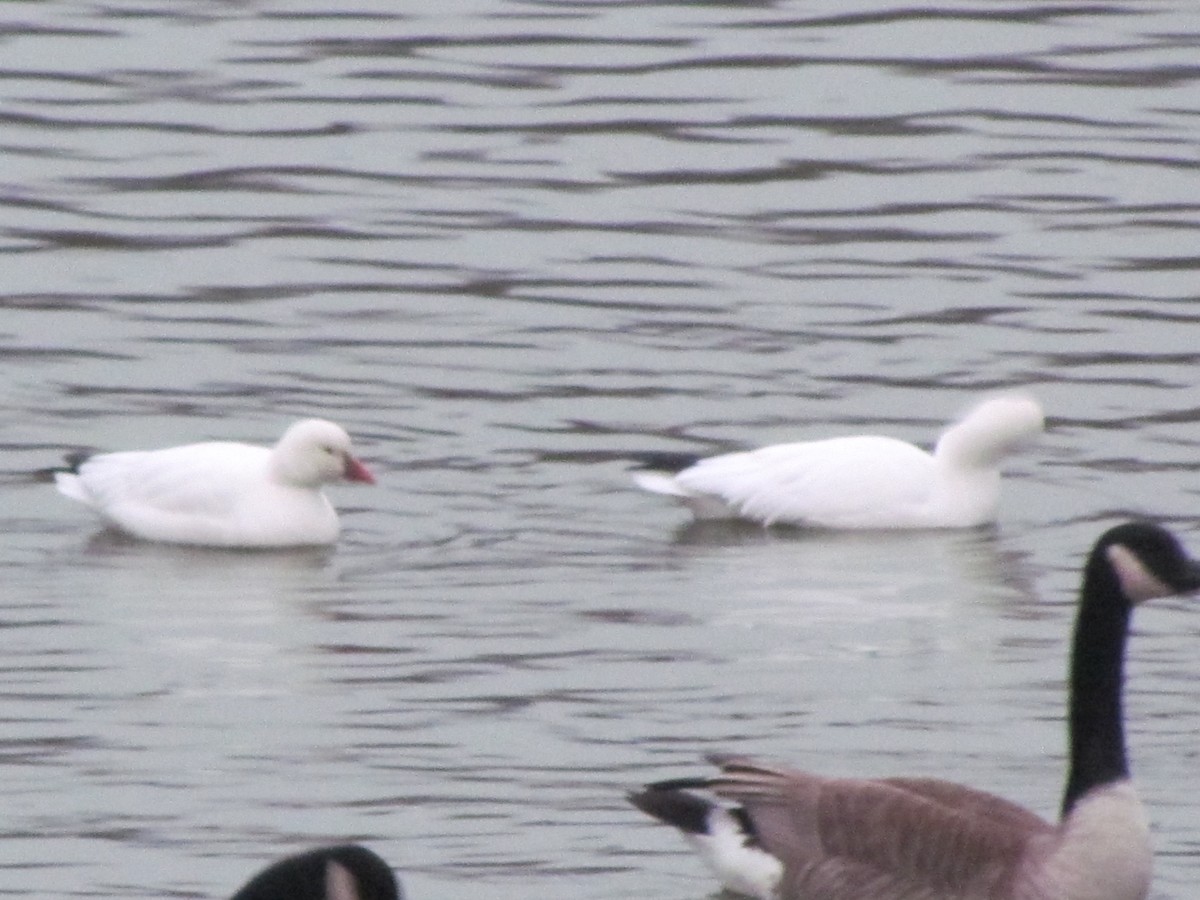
(3, 0, 1200, 898)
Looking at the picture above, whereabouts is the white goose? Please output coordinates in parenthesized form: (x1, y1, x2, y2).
(630, 521, 1200, 900)
(52, 418, 374, 548)
(631, 394, 1044, 529)
(229, 844, 400, 900)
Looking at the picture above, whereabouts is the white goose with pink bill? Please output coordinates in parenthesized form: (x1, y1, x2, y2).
(51, 418, 374, 548)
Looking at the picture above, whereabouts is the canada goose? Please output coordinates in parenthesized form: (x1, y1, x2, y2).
(630, 394, 1043, 528)
(51, 419, 374, 547)
(229, 844, 400, 900)
(629, 521, 1200, 900)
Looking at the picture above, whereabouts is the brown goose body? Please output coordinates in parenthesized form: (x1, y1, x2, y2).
(658, 758, 1142, 900)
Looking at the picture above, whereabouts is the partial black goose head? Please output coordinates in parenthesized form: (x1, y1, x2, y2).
(229, 845, 401, 900)
(1087, 521, 1200, 605)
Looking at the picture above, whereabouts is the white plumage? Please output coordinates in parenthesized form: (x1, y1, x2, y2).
(632, 393, 1044, 528)
(53, 418, 374, 548)
(680, 804, 782, 900)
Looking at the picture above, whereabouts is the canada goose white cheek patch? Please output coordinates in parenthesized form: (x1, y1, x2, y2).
(326, 859, 357, 900)
(1106, 544, 1172, 603)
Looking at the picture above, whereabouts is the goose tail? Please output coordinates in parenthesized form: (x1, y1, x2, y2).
(41, 451, 94, 501)
(629, 786, 781, 899)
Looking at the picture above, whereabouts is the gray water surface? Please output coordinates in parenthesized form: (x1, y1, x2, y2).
(3, 1, 1200, 898)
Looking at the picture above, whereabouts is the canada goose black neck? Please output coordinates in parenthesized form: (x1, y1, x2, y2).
(1061, 543, 1133, 817)
(1062, 522, 1200, 816)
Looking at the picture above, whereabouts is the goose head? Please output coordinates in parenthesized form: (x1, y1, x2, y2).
(270, 419, 375, 488)
(229, 844, 401, 900)
(933, 394, 1044, 470)
(1091, 520, 1200, 605)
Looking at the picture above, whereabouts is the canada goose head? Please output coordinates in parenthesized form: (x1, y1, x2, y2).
(933, 394, 1044, 469)
(271, 419, 375, 488)
(229, 844, 401, 900)
(1090, 520, 1200, 606)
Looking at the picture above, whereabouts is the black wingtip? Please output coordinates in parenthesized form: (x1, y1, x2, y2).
(229, 844, 401, 900)
(628, 451, 704, 474)
(61, 450, 93, 472)
(628, 786, 716, 835)
(35, 450, 94, 482)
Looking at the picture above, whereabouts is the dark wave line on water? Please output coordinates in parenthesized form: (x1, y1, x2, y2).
(5, 227, 243, 252)
(4, 346, 135, 362)
(375, 49, 1200, 86)
(0, 108, 358, 138)
(272, 32, 691, 60)
(762, 5, 1148, 29)
(75, 166, 612, 195)
(468, 113, 961, 139)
